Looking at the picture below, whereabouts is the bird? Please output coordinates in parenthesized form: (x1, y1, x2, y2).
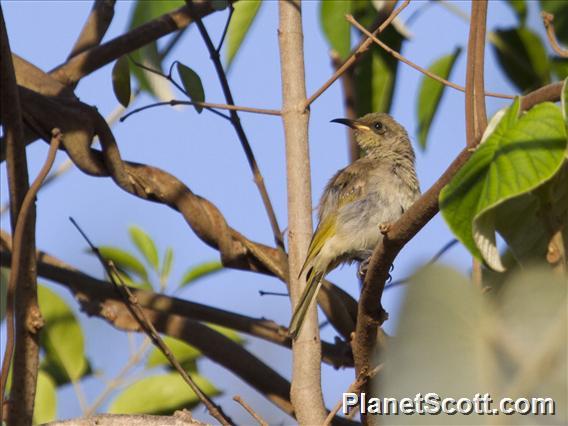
(289, 112, 420, 339)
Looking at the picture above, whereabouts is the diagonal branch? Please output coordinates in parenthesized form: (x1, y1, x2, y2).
(50, 1, 220, 87)
(0, 235, 353, 368)
(187, 0, 285, 251)
(542, 12, 568, 58)
(304, 0, 410, 109)
(67, 0, 116, 60)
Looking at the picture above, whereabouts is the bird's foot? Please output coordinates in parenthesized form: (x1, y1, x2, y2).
(358, 257, 371, 280)
(379, 222, 391, 235)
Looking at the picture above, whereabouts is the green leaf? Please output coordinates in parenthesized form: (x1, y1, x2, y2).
(146, 335, 201, 369)
(416, 47, 461, 150)
(552, 57, 568, 81)
(0, 267, 8, 321)
(33, 370, 57, 424)
(504, 0, 527, 25)
(41, 356, 93, 387)
(320, 0, 351, 61)
(161, 247, 174, 282)
(379, 264, 567, 424)
(440, 98, 567, 271)
(108, 372, 220, 415)
(176, 63, 206, 113)
(540, 0, 568, 45)
(129, 225, 159, 271)
(491, 27, 550, 93)
(127, 1, 182, 101)
(354, 26, 404, 117)
(98, 246, 148, 281)
(128, 0, 185, 29)
(180, 261, 223, 288)
(38, 285, 87, 381)
(112, 56, 131, 108)
(207, 324, 245, 345)
(225, 0, 262, 68)
(212, 0, 229, 11)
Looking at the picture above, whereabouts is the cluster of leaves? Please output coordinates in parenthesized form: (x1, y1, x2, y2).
(378, 264, 566, 424)
(440, 81, 567, 272)
(111, 0, 262, 109)
(4, 225, 230, 423)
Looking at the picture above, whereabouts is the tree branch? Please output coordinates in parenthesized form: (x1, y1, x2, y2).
(67, 0, 116, 60)
(0, 234, 354, 369)
(0, 7, 42, 423)
(346, 14, 513, 101)
(50, 1, 219, 87)
(278, 0, 328, 423)
(187, 0, 285, 251)
(542, 12, 568, 58)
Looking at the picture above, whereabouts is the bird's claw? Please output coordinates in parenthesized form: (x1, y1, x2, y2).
(379, 222, 391, 235)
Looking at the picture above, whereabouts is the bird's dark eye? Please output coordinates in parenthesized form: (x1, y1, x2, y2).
(374, 122, 383, 131)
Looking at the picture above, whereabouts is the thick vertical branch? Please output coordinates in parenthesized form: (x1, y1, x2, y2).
(0, 6, 41, 425)
(278, 1, 326, 424)
(465, 1, 488, 285)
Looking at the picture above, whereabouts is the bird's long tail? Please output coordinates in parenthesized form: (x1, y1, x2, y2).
(289, 268, 323, 339)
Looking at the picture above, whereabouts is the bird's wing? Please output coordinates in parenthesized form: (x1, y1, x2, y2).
(298, 214, 336, 278)
(318, 163, 370, 221)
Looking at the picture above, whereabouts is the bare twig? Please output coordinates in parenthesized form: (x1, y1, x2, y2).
(542, 12, 568, 58)
(67, 0, 116, 60)
(69, 218, 234, 426)
(346, 15, 513, 101)
(323, 364, 383, 426)
(305, 0, 410, 109)
(187, 0, 285, 251)
(121, 99, 281, 122)
(233, 396, 268, 426)
(216, 4, 234, 54)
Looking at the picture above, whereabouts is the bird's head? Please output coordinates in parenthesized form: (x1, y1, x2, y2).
(331, 112, 412, 157)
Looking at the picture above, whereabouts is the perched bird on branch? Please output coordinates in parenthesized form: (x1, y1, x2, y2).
(289, 112, 420, 338)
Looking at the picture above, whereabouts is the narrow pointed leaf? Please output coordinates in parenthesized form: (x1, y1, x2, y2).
(176, 63, 205, 113)
(354, 26, 404, 117)
(98, 246, 148, 281)
(491, 27, 550, 92)
(161, 247, 174, 282)
(108, 372, 220, 415)
(225, 0, 262, 68)
(505, 0, 527, 25)
(38, 285, 87, 381)
(112, 56, 131, 107)
(416, 47, 461, 149)
(180, 260, 223, 288)
(320, 0, 351, 60)
(129, 225, 159, 271)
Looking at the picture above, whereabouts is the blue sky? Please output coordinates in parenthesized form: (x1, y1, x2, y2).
(1, 0, 543, 423)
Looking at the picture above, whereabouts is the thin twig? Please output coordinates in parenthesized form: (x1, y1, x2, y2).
(305, 0, 411, 109)
(69, 218, 234, 426)
(323, 364, 383, 425)
(187, 0, 285, 251)
(386, 239, 458, 289)
(542, 12, 568, 58)
(121, 99, 281, 122)
(0, 130, 61, 415)
(216, 4, 234, 54)
(346, 15, 513, 100)
(233, 396, 268, 426)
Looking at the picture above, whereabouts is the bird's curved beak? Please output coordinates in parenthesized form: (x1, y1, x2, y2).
(331, 118, 369, 131)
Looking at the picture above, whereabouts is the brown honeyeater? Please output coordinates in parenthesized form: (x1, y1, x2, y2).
(289, 112, 420, 338)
